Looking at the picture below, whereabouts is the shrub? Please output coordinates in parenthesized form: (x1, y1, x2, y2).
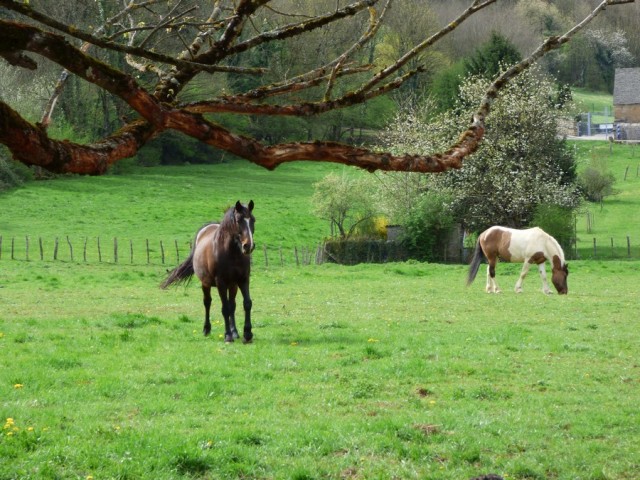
(400, 193, 455, 262)
(578, 160, 618, 203)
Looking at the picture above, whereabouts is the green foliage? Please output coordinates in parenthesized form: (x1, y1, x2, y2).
(312, 172, 377, 239)
(400, 193, 455, 262)
(135, 131, 226, 167)
(429, 61, 466, 112)
(463, 32, 522, 79)
(553, 29, 634, 93)
(530, 203, 575, 253)
(0, 147, 33, 191)
(578, 157, 618, 203)
(321, 238, 405, 265)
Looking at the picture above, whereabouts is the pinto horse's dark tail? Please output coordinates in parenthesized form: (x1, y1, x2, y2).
(467, 239, 485, 287)
(160, 249, 195, 289)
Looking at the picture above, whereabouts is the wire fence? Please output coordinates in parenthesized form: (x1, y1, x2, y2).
(1, 234, 638, 267)
(0, 235, 321, 268)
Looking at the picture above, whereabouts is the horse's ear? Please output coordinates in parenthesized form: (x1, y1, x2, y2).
(235, 200, 242, 212)
(248, 200, 254, 212)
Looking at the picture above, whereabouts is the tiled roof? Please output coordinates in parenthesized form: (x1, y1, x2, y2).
(614, 68, 640, 105)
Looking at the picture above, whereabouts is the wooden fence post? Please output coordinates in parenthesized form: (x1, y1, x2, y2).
(294, 247, 299, 266)
(611, 237, 614, 257)
(97, 237, 102, 262)
(39, 237, 43, 261)
(146, 239, 150, 264)
(25, 236, 29, 261)
(11, 237, 15, 260)
(593, 238, 597, 258)
(114, 237, 118, 263)
(67, 236, 73, 261)
(130, 240, 134, 264)
(53, 237, 59, 260)
(83, 237, 88, 262)
(160, 240, 165, 264)
(175, 239, 180, 263)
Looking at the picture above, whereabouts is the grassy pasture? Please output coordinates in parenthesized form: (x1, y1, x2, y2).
(1, 148, 639, 478)
(0, 160, 340, 261)
(1, 259, 639, 479)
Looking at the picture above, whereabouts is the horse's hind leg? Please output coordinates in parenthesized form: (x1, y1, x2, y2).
(485, 257, 501, 293)
(202, 285, 212, 336)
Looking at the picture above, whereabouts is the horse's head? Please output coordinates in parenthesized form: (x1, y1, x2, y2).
(234, 200, 255, 255)
(551, 261, 569, 295)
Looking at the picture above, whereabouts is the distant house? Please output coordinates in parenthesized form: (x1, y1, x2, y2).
(613, 67, 640, 140)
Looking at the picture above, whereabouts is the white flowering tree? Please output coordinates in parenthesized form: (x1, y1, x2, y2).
(380, 66, 582, 234)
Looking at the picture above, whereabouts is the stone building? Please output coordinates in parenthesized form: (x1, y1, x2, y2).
(613, 67, 640, 140)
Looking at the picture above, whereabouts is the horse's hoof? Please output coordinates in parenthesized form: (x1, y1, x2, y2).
(203, 328, 211, 336)
(224, 335, 234, 343)
(243, 337, 253, 344)
(232, 331, 240, 340)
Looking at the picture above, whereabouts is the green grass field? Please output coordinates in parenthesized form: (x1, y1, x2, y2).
(572, 141, 640, 259)
(1, 148, 639, 479)
(1, 259, 638, 479)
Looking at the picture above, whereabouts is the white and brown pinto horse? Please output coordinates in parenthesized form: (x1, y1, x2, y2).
(162, 201, 256, 342)
(467, 226, 568, 294)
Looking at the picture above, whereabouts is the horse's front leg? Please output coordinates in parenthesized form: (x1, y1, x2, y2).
(239, 280, 253, 344)
(538, 263, 552, 294)
(202, 285, 212, 336)
(216, 283, 234, 343)
(228, 285, 240, 340)
(515, 261, 532, 293)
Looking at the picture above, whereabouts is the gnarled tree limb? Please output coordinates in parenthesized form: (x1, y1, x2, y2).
(0, 0, 635, 175)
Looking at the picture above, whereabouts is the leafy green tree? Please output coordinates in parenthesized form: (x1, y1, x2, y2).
(429, 33, 521, 113)
(463, 32, 522, 79)
(312, 173, 377, 239)
(429, 61, 466, 113)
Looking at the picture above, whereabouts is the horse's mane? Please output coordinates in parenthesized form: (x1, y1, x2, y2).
(543, 230, 566, 265)
(217, 206, 238, 236)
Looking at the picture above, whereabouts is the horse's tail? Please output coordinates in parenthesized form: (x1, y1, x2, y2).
(160, 249, 195, 289)
(467, 238, 485, 286)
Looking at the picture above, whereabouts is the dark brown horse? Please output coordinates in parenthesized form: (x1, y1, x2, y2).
(161, 201, 255, 342)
